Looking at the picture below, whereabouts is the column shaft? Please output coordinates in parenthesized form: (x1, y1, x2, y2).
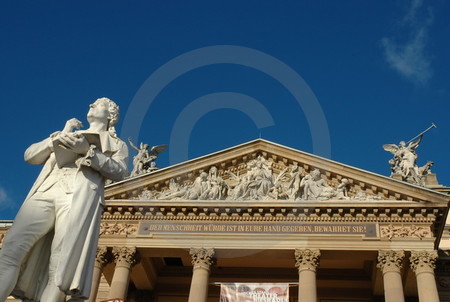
(410, 250, 439, 302)
(188, 248, 215, 302)
(383, 271, 405, 302)
(416, 271, 439, 302)
(298, 269, 317, 302)
(377, 250, 405, 302)
(295, 249, 320, 302)
(107, 247, 137, 301)
(87, 247, 108, 302)
(188, 267, 210, 302)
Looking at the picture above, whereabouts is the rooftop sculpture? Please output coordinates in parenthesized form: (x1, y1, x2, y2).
(383, 124, 436, 186)
(128, 138, 167, 177)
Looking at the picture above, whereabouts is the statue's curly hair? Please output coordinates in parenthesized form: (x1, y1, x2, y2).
(95, 97, 120, 137)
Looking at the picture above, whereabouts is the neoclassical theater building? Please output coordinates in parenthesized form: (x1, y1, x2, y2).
(2, 139, 450, 302)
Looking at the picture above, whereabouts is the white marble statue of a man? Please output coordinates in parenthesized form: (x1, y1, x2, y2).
(0, 98, 129, 302)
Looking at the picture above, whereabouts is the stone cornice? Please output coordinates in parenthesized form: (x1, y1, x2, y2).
(100, 200, 447, 247)
(102, 200, 446, 223)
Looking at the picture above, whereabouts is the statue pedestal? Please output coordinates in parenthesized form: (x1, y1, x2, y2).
(425, 173, 440, 187)
(391, 173, 403, 181)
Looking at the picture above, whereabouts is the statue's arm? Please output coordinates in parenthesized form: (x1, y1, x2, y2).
(83, 140, 129, 181)
(24, 135, 56, 165)
(128, 138, 140, 152)
(410, 135, 423, 149)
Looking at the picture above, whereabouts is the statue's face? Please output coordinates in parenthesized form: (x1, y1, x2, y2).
(87, 99, 110, 124)
(399, 141, 406, 147)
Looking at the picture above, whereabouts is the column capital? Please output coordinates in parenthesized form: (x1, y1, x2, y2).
(295, 249, 320, 272)
(112, 246, 138, 269)
(190, 248, 215, 270)
(94, 246, 110, 269)
(410, 250, 438, 275)
(377, 250, 405, 274)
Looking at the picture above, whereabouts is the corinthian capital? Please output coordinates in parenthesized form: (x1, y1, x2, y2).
(377, 250, 405, 274)
(112, 246, 138, 268)
(410, 250, 438, 275)
(295, 249, 321, 272)
(94, 246, 109, 269)
(190, 248, 215, 270)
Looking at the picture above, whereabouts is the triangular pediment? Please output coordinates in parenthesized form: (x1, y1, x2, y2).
(105, 139, 449, 204)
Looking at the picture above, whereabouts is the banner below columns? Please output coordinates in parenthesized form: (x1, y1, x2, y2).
(220, 283, 289, 302)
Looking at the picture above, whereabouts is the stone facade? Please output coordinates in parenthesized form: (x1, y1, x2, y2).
(2, 139, 450, 302)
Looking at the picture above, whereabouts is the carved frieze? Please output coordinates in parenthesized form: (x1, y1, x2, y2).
(380, 224, 432, 239)
(133, 155, 389, 202)
(100, 222, 137, 236)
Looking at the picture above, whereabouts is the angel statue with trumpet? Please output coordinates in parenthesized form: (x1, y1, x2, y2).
(383, 124, 436, 186)
(128, 138, 167, 177)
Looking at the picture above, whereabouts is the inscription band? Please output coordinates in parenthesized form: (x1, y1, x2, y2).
(138, 222, 378, 238)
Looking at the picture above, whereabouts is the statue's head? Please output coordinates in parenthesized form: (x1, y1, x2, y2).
(89, 97, 119, 129)
(399, 141, 406, 147)
(311, 169, 321, 180)
(209, 166, 218, 175)
(88, 97, 120, 136)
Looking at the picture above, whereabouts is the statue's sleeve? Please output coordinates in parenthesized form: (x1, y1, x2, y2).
(24, 137, 54, 165)
(82, 139, 129, 181)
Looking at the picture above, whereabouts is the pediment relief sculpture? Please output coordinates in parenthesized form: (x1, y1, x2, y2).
(134, 155, 387, 202)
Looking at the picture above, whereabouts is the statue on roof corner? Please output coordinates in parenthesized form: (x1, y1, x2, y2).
(128, 138, 167, 177)
(0, 97, 129, 302)
(382, 124, 436, 186)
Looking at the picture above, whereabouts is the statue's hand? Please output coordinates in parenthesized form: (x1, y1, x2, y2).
(58, 132, 90, 154)
(63, 118, 83, 133)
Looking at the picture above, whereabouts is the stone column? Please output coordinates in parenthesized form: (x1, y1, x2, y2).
(410, 250, 439, 302)
(295, 249, 320, 302)
(188, 248, 215, 302)
(107, 247, 138, 301)
(87, 246, 109, 302)
(377, 250, 405, 302)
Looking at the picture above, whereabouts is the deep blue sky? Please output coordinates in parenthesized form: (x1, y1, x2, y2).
(1, 1, 450, 219)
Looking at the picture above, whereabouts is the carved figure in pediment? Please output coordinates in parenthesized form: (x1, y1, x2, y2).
(157, 178, 187, 200)
(285, 164, 303, 200)
(226, 172, 251, 200)
(245, 156, 274, 200)
(128, 138, 167, 177)
(301, 169, 337, 200)
(335, 178, 349, 199)
(184, 167, 227, 200)
(352, 190, 382, 200)
(203, 166, 227, 200)
(186, 172, 209, 199)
